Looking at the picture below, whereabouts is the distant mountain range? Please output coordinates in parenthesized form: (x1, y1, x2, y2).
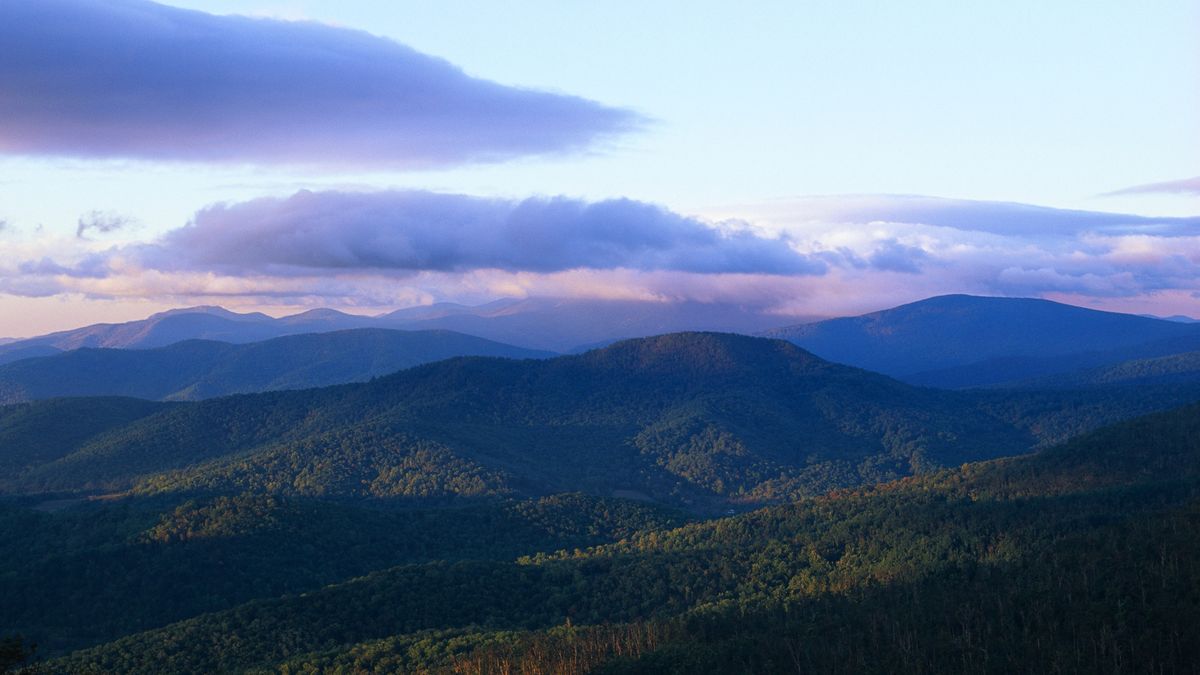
(0, 328, 551, 404)
(5, 294, 1200, 393)
(0, 298, 806, 363)
(1143, 313, 1199, 323)
(764, 294, 1200, 388)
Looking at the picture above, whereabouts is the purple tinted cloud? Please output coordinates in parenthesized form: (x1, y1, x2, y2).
(791, 194, 1200, 236)
(868, 239, 929, 274)
(17, 254, 111, 279)
(1101, 177, 1200, 197)
(140, 190, 824, 276)
(76, 211, 135, 238)
(0, 0, 641, 167)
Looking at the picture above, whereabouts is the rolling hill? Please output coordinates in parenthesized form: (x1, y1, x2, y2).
(763, 294, 1200, 387)
(5, 333, 1197, 510)
(35, 399, 1200, 674)
(0, 328, 552, 404)
(0, 332, 1047, 504)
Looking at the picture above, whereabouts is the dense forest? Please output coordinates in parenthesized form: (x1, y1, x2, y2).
(1, 333, 1198, 672)
(4, 334, 1198, 506)
(9, 400, 1196, 673)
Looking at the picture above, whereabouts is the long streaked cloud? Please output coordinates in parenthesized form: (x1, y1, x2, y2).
(761, 194, 1200, 237)
(0, 0, 641, 167)
(1101, 177, 1200, 197)
(137, 190, 824, 276)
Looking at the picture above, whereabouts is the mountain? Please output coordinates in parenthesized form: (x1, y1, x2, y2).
(378, 297, 807, 352)
(0, 332, 1054, 504)
(763, 294, 1200, 387)
(35, 400, 1200, 673)
(0, 328, 552, 404)
(6, 332, 1196, 509)
(3, 333, 1199, 671)
(0, 306, 371, 365)
(0, 298, 813, 363)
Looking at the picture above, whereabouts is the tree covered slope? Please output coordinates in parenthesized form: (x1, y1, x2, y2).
(2, 332, 1050, 505)
(39, 401, 1200, 674)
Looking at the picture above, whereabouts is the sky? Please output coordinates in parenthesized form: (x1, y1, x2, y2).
(0, 0, 1197, 337)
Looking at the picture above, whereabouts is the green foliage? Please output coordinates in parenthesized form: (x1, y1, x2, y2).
(40, 402, 1200, 673)
(0, 397, 165, 483)
(6, 335, 1200, 673)
(0, 333, 1091, 505)
(0, 492, 682, 656)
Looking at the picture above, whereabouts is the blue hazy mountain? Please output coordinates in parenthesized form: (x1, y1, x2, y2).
(763, 294, 1200, 387)
(0, 299, 809, 363)
(0, 328, 551, 404)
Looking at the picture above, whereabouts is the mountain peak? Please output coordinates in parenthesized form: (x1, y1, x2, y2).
(763, 294, 1200, 381)
(579, 331, 826, 376)
(150, 306, 273, 323)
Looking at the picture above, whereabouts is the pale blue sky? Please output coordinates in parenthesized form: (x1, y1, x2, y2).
(164, 0, 1200, 206)
(0, 0, 1197, 334)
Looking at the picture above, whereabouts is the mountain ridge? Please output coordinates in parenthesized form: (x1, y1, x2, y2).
(0, 298, 815, 361)
(763, 294, 1200, 387)
(7, 331, 1195, 510)
(0, 328, 552, 404)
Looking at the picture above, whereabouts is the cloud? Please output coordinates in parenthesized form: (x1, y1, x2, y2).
(137, 190, 824, 276)
(1101, 177, 1200, 197)
(761, 194, 1200, 237)
(0, 0, 641, 168)
(867, 239, 930, 274)
(76, 211, 136, 238)
(5, 192, 1200, 321)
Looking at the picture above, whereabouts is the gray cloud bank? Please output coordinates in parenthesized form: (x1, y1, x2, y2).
(140, 191, 823, 276)
(0, 0, 640, 167)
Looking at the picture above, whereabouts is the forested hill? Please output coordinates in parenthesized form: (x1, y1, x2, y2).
(40, 400, 1200, 674)
(5, 332, 1198, 511)
(0, 333, 1027, 505)
(0, 328, 552, 404)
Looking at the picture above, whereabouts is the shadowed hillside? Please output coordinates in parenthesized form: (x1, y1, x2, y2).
(764, 294, 1200, 387)
(0, 328, 552, 404)
(39, 401, 1200, 674)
